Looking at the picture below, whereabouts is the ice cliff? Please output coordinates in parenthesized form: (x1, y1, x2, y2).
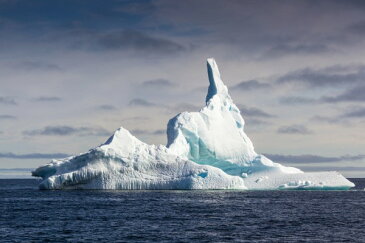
(32, 58, 354, 190)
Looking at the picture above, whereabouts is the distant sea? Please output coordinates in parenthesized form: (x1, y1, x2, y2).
(1, 178, 364, 242)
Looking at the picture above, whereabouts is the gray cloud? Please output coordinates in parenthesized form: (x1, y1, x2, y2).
(310, 115, 341, 124)
(128, 99, 200, 113)
(128, 98, 272, 121)
(0, 152, 69, 159)
(97, 104, 117, 110)
(23, 126, 110, 137)
(277, 65, 365, 87)
(322, 86, 365, 103)
(142, 79, 176, 88)
(245, 118, 271, 127)
(32, 96, 62, 102)
(274, 65, 365, 106)
(280, 86, 365, 105)
(152, 129, 165, 135)
(145, 0, 365, 56)
(128, 98, 157, 107)
(341, 107, 365, 118)
(45, 27, 188, 56)
(346, 20, 365, 35)
(12, 61, 62, 71)
(130, 129, 165, 136)
(98, 30, 186, 54)
(265, 153, 365, 163)
(172, 103, 201, 112)
(277, 125, 312, 134)
(279, 96, 317, 105)
(231, 80, 271, 91)
(1, 0, 365, 58)
(130, 129, 150, 135)
(0, 97, 17, 105)
(310, 106, 365, 124)
(238, 105, 274, 118)
(0, 115, 16, 119)
(263, 44, 333, 59)
(122, 116, 150, 121)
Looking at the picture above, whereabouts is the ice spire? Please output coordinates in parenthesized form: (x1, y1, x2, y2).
(205, 58, 229, 103)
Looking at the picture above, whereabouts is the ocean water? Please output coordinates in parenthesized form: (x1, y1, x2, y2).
(1, 179, 364, 242)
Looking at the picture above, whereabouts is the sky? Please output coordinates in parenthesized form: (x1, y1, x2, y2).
(0, 0, 365, 178)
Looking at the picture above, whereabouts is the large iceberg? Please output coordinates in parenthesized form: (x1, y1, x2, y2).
(32, 58, 354, 190)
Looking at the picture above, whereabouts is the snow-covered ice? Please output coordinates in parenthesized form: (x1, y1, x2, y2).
(33, 127, 245, 190)
(32, 58, 355, 190)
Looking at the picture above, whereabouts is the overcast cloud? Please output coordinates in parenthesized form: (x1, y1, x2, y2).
(0, 0, 364, 177)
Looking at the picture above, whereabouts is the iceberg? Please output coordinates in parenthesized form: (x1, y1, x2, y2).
(32, 58, 355, 190)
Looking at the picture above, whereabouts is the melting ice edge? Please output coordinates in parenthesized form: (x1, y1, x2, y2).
(32, 58, 355, 190)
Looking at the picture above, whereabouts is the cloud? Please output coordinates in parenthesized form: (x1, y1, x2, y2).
(277, 125, 312, 134)
(128, 101, 273, 120)
(142, 79, 176, 88)
(1, 0, 364, 58)
(0, 152, 69, 159)
(172, 103, 201, 112)
(280, 86, 365, 105)
(122, 116, 149, 121)
(152, 129, 165, 135)
(98, 30, 186, 54)
(32, 96, 62, 102)
(245, 118, 271, 127)
(128, 99, 199, 113)
(97, 104, 116, 110)
(130, 129, 165, 136)
(23, 126, 110, 137)
(263, 44, 333, 58)
(128, 98, 157, 107)
(130, 129, 149, 135)
(279, 96, 317, 105)
(12, 61, 62, 71)
(277, 65, 365, 87)
(346, 20, 365, 35)
(231, 80, 271, 91)
(0, 115, 16, 119)
(321, 86, 365, 103)
(265, 153, 365, 163)
(238, 105, 274, 118)
(310, 106, 365, 124)
(341, 107, 365, 118)
(310, 115, 341, 124)
(0, 97, 17, 105)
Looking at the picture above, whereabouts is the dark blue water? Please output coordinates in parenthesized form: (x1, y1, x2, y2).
(1, 179, 364, 242)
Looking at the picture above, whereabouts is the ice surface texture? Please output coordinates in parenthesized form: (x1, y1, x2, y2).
(32, 58, 354, 190)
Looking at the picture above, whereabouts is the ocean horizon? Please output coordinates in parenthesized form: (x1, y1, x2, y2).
(1, 178, 364, 242)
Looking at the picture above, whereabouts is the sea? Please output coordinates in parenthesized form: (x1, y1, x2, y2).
(1, 178, 364, 242)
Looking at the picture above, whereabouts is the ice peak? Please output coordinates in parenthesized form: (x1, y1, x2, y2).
(206, 58, 229, 103)
(102, 126, 140, 148)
